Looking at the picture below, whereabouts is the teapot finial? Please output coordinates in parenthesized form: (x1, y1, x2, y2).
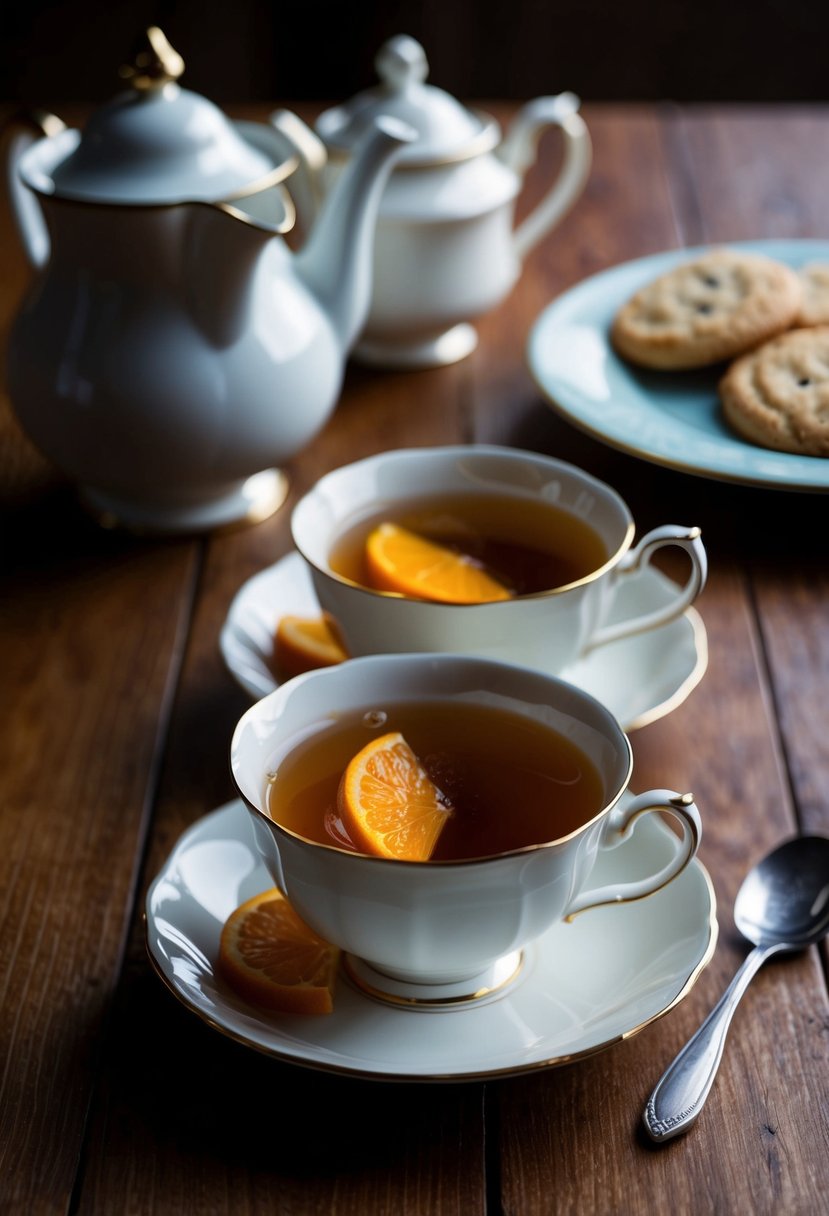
(375, 35, 428, 91)
(119, 27, 185, 92)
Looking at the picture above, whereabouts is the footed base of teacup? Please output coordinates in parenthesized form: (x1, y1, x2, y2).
(79, 468, 289, 536)
(343, 950, 524, 1011)
(353, 323, 479, 370)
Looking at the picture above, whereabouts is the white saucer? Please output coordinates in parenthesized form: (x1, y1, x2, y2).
(219, 551, 707, 731)
(145, 799, 717, 1083)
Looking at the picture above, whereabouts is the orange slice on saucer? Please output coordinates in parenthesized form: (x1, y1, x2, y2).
(337, 731, 453, 860)
(274, 614, 348, 678)
(218, 888, 340, 1015)
(364, 522, 512, 604)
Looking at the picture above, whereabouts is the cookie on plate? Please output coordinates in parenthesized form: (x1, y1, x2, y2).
(719, 326, 829, 457)
(794, 262, 829, 326)
(611, 247, 802, 370)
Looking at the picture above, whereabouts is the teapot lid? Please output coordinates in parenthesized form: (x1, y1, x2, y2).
(42, 28, 294, 205)
(315, 35, 499, 166)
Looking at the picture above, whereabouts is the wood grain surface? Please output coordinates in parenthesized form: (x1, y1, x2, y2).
(1, 102, 827, 1215)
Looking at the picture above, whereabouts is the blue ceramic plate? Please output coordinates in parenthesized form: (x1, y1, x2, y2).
(527, 239, 829, 492)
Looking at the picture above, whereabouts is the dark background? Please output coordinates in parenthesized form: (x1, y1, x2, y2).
(1, 0, 828, 109)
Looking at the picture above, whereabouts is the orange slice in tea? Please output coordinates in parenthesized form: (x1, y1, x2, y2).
(337, 731, 453, 861)
(274, 614, 348, 678)
(364, 522, 512, 604)
(218, 888, 340, 1015)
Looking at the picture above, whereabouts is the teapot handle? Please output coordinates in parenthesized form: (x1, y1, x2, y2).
(4, 109, 66, 270)
(497, 93, 591, 262)
(268, 109, 327, 236)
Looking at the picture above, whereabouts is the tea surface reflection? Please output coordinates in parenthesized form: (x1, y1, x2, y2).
(267, 698, 605, 859)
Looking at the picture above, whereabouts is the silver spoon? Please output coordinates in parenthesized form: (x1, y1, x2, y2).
(643, 834, 829, 1143)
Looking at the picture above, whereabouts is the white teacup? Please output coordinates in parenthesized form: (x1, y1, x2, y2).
(230, 653, 701, 1003)
(290, 445, 707, 674)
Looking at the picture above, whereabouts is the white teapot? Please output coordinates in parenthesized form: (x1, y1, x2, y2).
(273, 34, 592, 369)
(4, 29, 411, 533)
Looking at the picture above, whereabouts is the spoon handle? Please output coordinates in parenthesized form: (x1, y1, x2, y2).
(643, 941, 784, 1142)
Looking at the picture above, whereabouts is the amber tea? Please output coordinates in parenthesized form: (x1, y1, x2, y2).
(328, 492, 609, 599)
(267, 698, 606, 860)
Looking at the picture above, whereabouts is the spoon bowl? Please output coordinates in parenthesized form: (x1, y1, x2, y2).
(643, 834, 829, 1143)
(735, 835, 829, 947)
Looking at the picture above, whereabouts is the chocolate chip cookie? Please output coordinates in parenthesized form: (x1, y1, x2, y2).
(719, 325, 829, 457)
(794, 262, 829, 326)
(611, 248, 802, 370)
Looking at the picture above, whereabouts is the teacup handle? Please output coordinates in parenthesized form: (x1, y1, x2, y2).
(585, 525, 708, 653)
(497, 93, 592, 261)
(563, 791, 701, 919)
(3, 109, 66, 270)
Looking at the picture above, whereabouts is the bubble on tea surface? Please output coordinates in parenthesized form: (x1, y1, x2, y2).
(362, 709, 388, 730)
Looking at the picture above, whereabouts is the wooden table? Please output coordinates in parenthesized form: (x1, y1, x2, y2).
(2, 103, 828, 1215)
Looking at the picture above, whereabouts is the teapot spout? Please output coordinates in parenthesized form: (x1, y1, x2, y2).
(294, 116, 414, 352)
